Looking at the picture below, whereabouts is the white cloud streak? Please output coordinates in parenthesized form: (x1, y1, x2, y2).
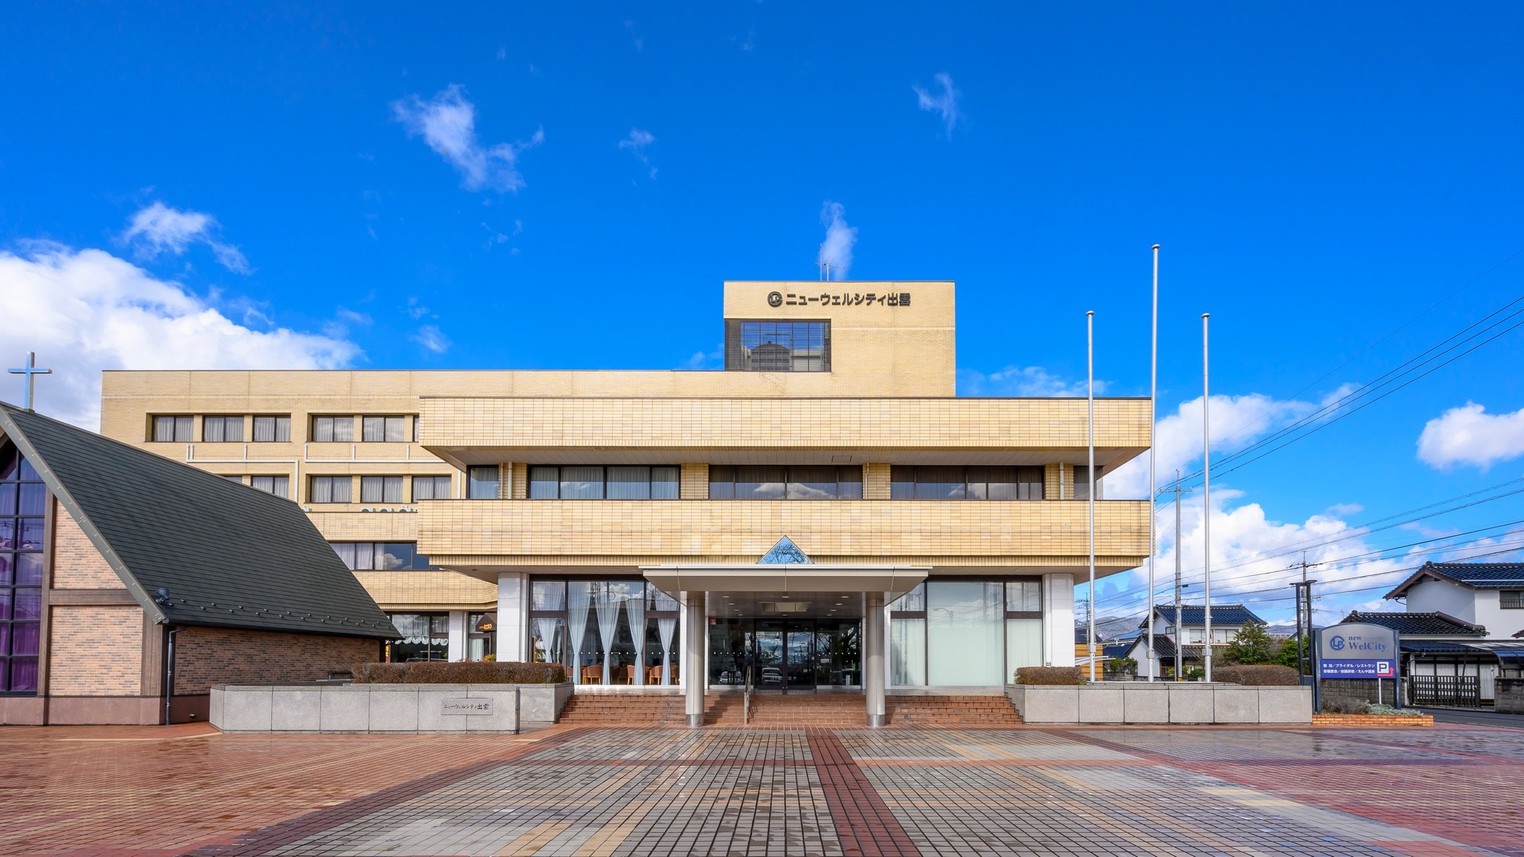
(122, 202, 250, 274)
(958, 366, 1104, 398)
(0, 243, 359, 429)
(411, 324, 452, 354)
(912, 72, 961, 137)
(618, 128, 657, 178)
(817, 201, 857, 280)
(392, 84, 543, 193)
(1417, 402, 1524, 470)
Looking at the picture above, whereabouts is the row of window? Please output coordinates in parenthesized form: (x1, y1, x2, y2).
(309, 475, 451, 504)
(150, 414, 418, 444)
(332, 541, 437, 571)
(724, 320, 831, 372)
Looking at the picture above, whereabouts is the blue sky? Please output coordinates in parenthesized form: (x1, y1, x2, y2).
(3, 3, 1522, 627)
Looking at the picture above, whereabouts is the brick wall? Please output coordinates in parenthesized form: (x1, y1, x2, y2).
(171, 627, 381, 694)
(52, 501, 125, 589)
(49, 605, 144, 695)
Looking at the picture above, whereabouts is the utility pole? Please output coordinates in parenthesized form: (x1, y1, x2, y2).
(1167, 472, 1192, 680)
(1287, 552, 1321, 677)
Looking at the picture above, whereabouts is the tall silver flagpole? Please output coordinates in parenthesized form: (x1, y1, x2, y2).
(1201, 313, 1213, 683)
(1087, 310, 1097, 683)
(1146, 245, 1160, 680)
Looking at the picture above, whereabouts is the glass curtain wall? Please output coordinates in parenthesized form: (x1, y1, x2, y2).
(385, 613, 449, 662)
(0, 444, 43, 693)
(890, 579, 1045, 687)
(530, 579, 680, 685)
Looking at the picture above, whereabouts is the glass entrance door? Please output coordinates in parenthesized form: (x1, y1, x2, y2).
(755, 621, 816, 690)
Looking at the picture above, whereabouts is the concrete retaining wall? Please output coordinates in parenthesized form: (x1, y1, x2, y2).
(1006, 682, 1311, 725)
(211, 682, 574, 733)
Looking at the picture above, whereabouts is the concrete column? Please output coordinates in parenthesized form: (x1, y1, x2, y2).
(1043, 573, 1075, 667)
(684, 591, 706, 727)
(447, 611, 467, 661)
(496, 572, 530, 663)
(865, 591, 887, 727)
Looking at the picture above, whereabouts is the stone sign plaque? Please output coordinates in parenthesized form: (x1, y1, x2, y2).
(441, 698, 493, 716)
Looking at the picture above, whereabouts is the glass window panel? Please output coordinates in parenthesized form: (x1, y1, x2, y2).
(786, 466, 838, 500)
(332, 542, 357, 569)
(17, 452, 40, 480)
(18, 484, 46, 515)
(735, 466, 785, 499)
(387, 417, 408, 442)
(837, 466, 863, 499)
(708, 465, 734, 500)
(468, 466, 500, 499)
(412, 475, 450, 500)
(0, 518, 11, 550)
(19, 520, 44, 551)
(606, 466, 651, 500)
(0, 554, 11, 585)
(1074, 466, 1101, 500)
(376, 543, 415, 570)
(8, 658, 38, 693)
(0, 588, 9, 620)
(926, 581, 1004, 685)
(651, 467, 679, 499)
(528, 466, 559, 499)
(14, 589, 41, 621)
(12, 622, 37, 654)
(890, 583, 925, 613)
(890, 617, 926, 686)
(531, 580, 566, 611)
(1005, 580, 1041, 613)
(0, 446, 17, 479)
(560, 466, 603, 499)
(1005, 618, 1044, 678)
(0, 622, 7, 653)
(16, 554, 42, 586)
(361, 417, 385, 442)
(914, 466, 965, 500)
(252, 416, 290, 443)
(0, 484, 15, 516)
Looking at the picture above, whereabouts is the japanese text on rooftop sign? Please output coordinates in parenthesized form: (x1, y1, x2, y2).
(1315, 623, 1399, 679)
(767, 290, 911, 308)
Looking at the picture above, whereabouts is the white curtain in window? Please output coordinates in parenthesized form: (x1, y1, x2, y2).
(594, 582, 621, 684)
(657, 617, 677, 685)
(566, 582, 592, 685)
(624, 591, 646, 685)
(533, 582, 565, 671)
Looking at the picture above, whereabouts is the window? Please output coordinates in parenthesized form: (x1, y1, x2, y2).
(1074, 465, 1104, 500)
(311, 416, 355, 443)
(201, 416, 244, 443)
(529, 465, 680, 500)
(1501, 590, 1523, 609)
(249, 475, 290, 498)
(530, 579, 680, 685)
(309, 476, 352, 503)
(252, 416, 291, 443)
(362, 415, 411, 443)
(412, 475, 452, 500)
(360, 476, 404, 503)
(890, 466, 1044, 500)
(709, 465, 861, 500)
(468, 612, 496, 661)
(467, 465, 500, 499)
(332, 541, 435, 571)
(724, 320, 830, 372)
(151, 415, 193, 443)
(386, 612, 449, 662)
(0, 443, 43, 694)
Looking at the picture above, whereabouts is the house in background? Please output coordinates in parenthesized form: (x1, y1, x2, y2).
(1385, 562, 1524, 639)
(0, 404, 395, 725)
(1122, 604, 1267, 679)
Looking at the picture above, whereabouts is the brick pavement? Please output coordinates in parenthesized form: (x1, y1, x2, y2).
(2, 722, 1520, 856)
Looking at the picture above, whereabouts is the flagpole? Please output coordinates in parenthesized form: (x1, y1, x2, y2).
(1087, 310, 1097, 683)
(1146, 245, 1160, 680)
(1201, 313, 1213, 683)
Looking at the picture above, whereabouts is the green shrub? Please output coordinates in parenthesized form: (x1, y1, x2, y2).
(1321, 695, 1369, 715)
(351, 661, 567, 684)
(1106, 657, 1138, 675)
(1015, 666, 1083, 685)
(1213, 665, 1300, 686)
(1367, 703, 1422, 717)
(1183, 667, 1205, 681)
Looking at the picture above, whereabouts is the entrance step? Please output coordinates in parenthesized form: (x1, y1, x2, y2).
(886, 695, 1025, 727)
(739, 693, 866, 728)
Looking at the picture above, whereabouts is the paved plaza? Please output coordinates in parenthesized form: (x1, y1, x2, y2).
(4, 723, 1524, 856)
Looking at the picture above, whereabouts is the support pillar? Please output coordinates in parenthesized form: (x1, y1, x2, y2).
(865, 591, 886, 727)
(495, 572, 529, 664)
(684, 591, 705, 728)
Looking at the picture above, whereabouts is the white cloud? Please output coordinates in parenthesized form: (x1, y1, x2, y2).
(682, 344, 724, 370)
(817, 201, 857, 280)
(392, 84, 543, 193)
(618, 128, 657, 178)
(122, 202, 250, 274)
(624, 20, 643, 53)
(411, 324, 451, 354)
(958, 366, 1103, 398)
(0, 243, 359, 429)
(912, 72, 961, 137)
(1417, 402, 1524, 470)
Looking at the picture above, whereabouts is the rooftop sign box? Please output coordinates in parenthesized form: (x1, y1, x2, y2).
(1315, 623, 1399, 679)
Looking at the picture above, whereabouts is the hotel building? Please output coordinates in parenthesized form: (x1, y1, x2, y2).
(98, 281, 1150, 724)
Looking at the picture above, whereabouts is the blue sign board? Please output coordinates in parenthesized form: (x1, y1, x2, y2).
(1316, 623, 1400, 680)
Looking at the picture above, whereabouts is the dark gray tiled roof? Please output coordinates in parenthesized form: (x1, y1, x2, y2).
(1143, 604, 1265, 629)
(1339, 610, 1486, 637)
(1384, 561, 1524, 599)
(0, 404, 396, 639)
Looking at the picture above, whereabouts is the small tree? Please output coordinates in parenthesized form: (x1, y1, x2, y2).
(1223, 623, 1278, 665)
(1273, 635, 1307, 670)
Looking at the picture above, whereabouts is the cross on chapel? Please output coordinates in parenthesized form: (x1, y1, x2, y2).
(7, 352, 52, 411)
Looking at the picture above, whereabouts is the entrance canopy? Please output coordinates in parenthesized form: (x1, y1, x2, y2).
(640, 563, 928, 599)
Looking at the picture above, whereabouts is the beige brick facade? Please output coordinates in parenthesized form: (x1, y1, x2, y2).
(48, 606, 144, 696)
(50, 502, 125, 589)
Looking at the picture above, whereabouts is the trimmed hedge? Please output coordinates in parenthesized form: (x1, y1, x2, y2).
(351, 661, 567, 684)
(1321, 695, 1368, 715)
(1213, 665, 1300, 686)
(1015, 666, 1083, 685)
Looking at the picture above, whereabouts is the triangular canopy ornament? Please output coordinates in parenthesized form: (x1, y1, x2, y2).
(758, 536, 810, 565)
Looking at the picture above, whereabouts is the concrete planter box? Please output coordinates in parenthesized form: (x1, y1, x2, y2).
(211, 681, 573, 734)
(1006, 682, 1311, 725)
